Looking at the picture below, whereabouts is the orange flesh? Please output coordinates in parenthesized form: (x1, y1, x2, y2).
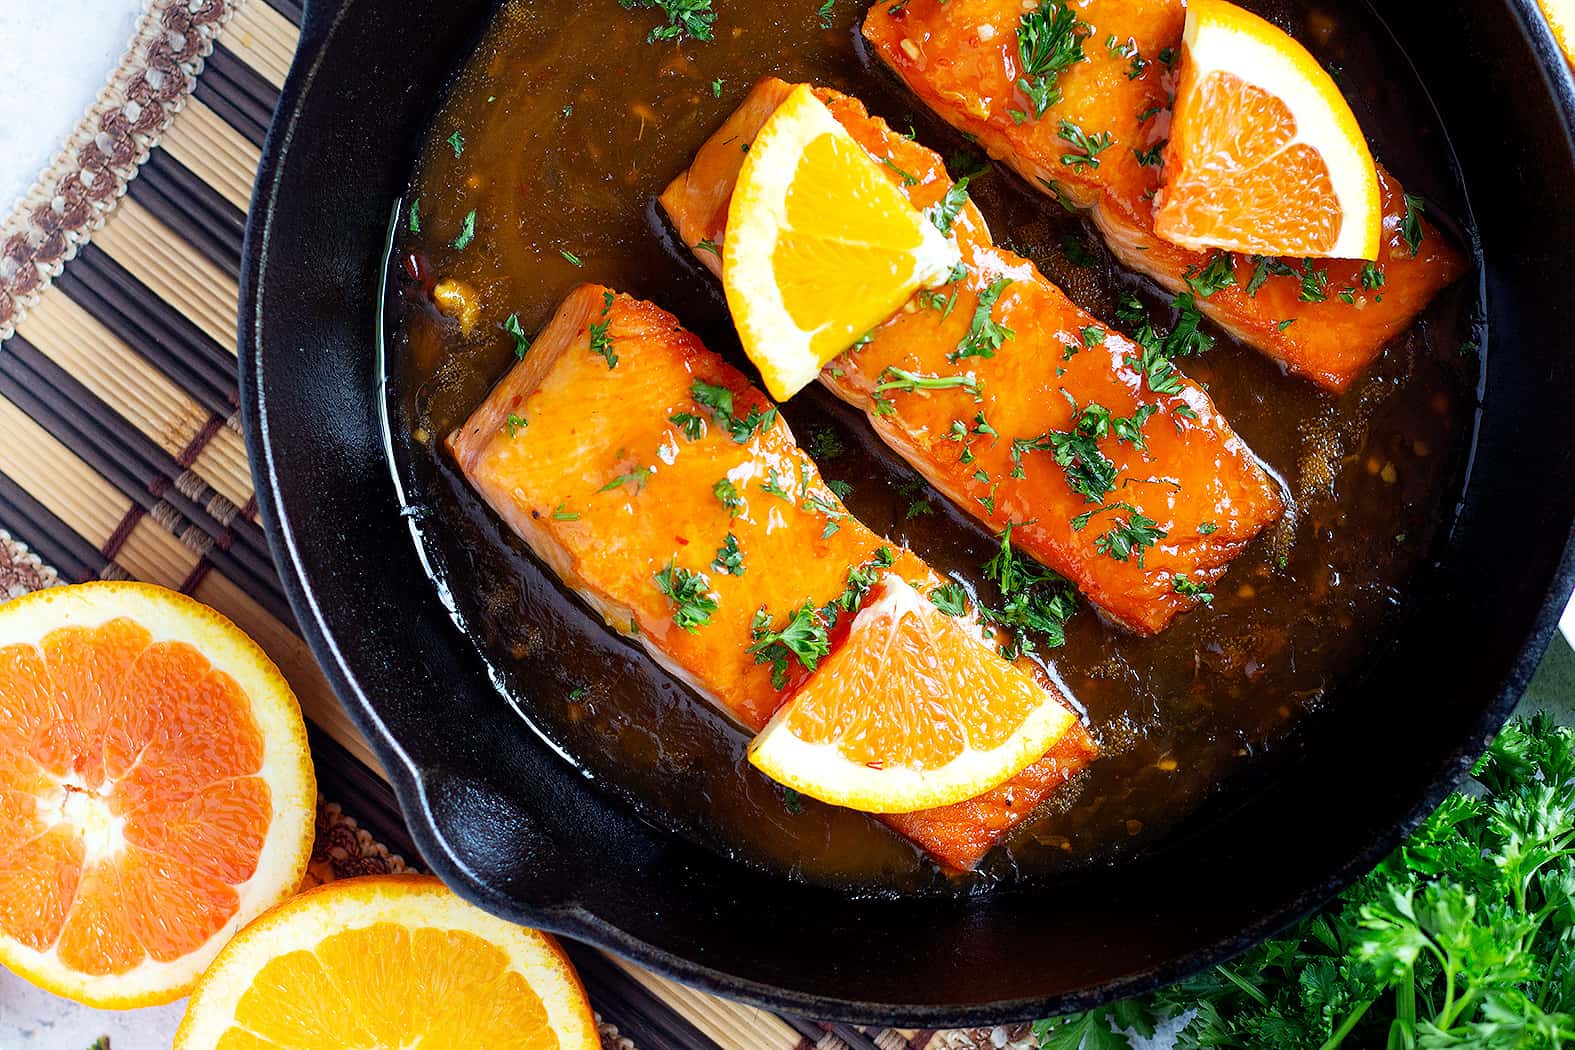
(0, 620, 268, 972)
(230, 924, 557, 1049)
(861, 0, 1470, 391)
(660, 79, 1285, 635)
(783, 579, 1052, 767)
(1156, 65, 1343, 256)
(446, 285, 1095, 869)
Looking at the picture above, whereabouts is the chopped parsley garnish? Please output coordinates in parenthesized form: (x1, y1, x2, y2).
(781, 786, 803, 814)
(451, 209, 476, 250)
(1094, 510, 1167, 566)
(589, 293, 617, 368)
(1400, 192, 1426, 256)
(618, 0, 716, 42)
(1111, 404, 1156, 449)
(748, 602, 831, 688)
(1198, 520, 1218, 535)
(1246, 254, 1296, 297)
(1360, 260, 1386, 291)
(1115, 291, 1147, 326)
(408, 198, 421, 234)
(1125, 291, 1214, 396)
(653, 559, 717, 632)
(1133, 140, 1166, 167)
(503, 312, 529, 359)
(806, 426, 846, 460)
(816, 0, 835, 26)
(926, 176, 973, 235)
(929, 582, 969, 617)
(1186, 253, 1237, 298)
(880, 156, 920, 186)
(713, 477, 744, 515)
(689, 379, 776, 443)
(1081, 325, 1105, 347)
(979, 522, 1077, 656)
(874, 367, 982, 397)
(1061, 235, 1097, 267)
(560, 249, 584, 267)
(598, 466, 653, 492)
(1058, 120, 1114, 170)
(758, 469, 794, 500)
(1298, 259, 1330, 302)
(825, 478, 853, 500)
(447, 130, 464, 156)
(830, 547, 893, 617)
(711, 78, 723, 97)
(712, 533, 745, 576)
(905, 498, 934, 519)
(1011, 3, 1087, 122)
(1136, 103, 1164, 123)
(669, 411, 706, 441)
(695, 238, 721, 255)
(1172, 573, 1213, 604)
(1021, 400, 1118, 502)
(552, 503, 578, 521)
(504, 414, 527, 437)
(949, 277, 1014, 362)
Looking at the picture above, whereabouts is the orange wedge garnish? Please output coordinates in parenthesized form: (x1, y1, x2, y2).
(175, 875, 600, 1050)
(1153, 0, 1382, 260)
(748, 576, 1076, 813)
(0, 582, 315, 1007)
(723, 84, 960, 401)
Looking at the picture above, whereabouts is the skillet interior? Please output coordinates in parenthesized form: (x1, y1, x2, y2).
(241, 0, 1575, 1025)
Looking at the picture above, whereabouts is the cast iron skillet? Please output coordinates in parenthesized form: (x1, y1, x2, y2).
(241, 0, 1575, 1027)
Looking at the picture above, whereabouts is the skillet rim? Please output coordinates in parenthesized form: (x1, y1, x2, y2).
(239, 0, 1575, 1026)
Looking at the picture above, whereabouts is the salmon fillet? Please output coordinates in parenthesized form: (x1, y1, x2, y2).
(447, 285, 1097, 870)
(863, 0, 1469, 392)
(660, 78, 1283, 635)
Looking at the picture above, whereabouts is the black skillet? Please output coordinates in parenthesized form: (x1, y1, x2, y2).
(241, 0, 1575, 1027)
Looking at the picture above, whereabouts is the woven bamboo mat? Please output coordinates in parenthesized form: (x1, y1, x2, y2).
(0, 1, 1031, 1047)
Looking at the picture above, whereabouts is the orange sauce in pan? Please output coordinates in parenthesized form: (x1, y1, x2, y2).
(386, 0, 1480, 893)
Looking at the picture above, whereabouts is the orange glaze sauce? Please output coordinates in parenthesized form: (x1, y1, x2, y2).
(385, 0, 1480, 893)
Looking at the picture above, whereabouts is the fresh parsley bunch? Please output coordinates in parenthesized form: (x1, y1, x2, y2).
(1034, 714, 1575, 1049)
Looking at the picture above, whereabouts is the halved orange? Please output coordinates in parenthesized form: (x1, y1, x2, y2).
(175, 874, 601, 1050)
(0, 581, 315, 1007)
(1153, 0, 1382, 260)
(723, 83, 961, 401)
(747, 576, 1077, 813)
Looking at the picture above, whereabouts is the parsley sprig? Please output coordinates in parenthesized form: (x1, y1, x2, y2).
(689, 379, 777, 443)
(977, 522, 1077, 657)
(619, 0, 716, 42)
(653, 558, 717, 632)
(1032, 714, 1575, 1050)
(1011, 3, 1087, 123)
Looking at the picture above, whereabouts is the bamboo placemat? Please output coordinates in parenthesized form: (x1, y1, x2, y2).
(0, 2, 1026, 1047)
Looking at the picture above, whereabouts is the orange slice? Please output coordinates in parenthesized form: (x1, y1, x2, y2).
(747, 576, 1077, 813)
(0, 581, 314, 1007)
(175, 874, 600, 1050)
(723, 83, 961, 401)
(1153, 0, 1382, 260)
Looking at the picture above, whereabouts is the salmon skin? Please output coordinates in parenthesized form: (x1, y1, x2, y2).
(447, 285, 1097, 871)
(660, 78, 1283, 635)
(862, 0, 1468, 393)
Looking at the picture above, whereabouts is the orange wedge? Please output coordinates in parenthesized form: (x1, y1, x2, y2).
(175, 874, 600, 1050)
(1153, 0, 1382, 260)
(723, 83, 961, 401)
(0, 581, 314, 1007)
(747, 576, 1077, 813)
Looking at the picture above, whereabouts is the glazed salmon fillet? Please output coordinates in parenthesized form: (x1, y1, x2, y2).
(447, 285, 1097, 870)
(660, 78, 1283, 635)
(863, 0, 1469, 392)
